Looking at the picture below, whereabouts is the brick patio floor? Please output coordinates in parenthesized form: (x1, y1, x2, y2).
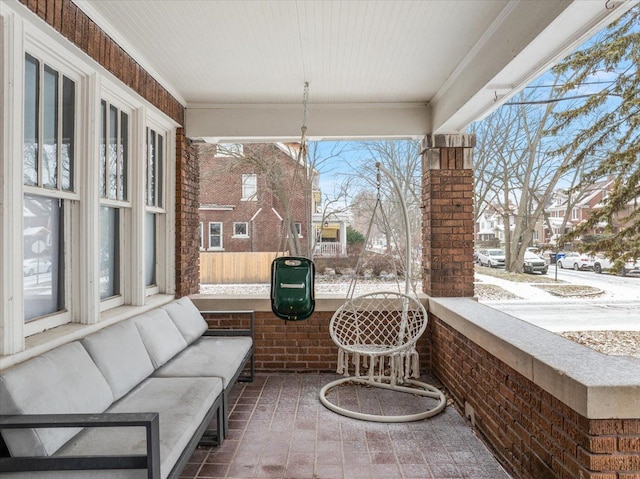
(181, 373, 511, 479)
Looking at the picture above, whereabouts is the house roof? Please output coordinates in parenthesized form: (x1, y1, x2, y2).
(74, 0, 636, 141)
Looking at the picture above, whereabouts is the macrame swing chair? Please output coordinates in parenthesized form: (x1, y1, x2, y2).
(319, 162, 446, 422)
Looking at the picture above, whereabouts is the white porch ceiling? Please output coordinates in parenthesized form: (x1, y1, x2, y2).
(75, 0, 636, 141)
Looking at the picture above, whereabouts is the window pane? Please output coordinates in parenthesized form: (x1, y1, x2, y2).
(100, 100, 107, 197)
(99, 206, 120, 299)
(108, 105, 118, 199)
(242, 174, 257, 200)
(209, 223, 221, 248)
(24, 195, 65, 321)
(148, 129, 156, 206)
(42, 65, 58, 189)
(157, 134, 163, 208)
(61, 77, 75, 191)
(120, 112, 128, 201)
(24, 54, 39, 186)
(145, 213, 156, 287)
(234, 223, 247, 236)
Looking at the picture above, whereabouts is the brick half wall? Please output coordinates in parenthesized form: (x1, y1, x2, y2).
(192, 297, 432, 374)
(427, 298, 640, 479)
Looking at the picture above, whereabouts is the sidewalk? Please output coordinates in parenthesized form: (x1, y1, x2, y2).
(474, 273, 558, 301)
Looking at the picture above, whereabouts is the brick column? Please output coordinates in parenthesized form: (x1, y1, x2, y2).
(421, 134, 475, 297)
(175, 129, 200, 297)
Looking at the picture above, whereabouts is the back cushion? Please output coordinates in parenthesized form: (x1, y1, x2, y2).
(81, 320, 154, 400)
(163, 297, 208, 344)
(0, 342, 114, 457)
(134, 308, 187, 368)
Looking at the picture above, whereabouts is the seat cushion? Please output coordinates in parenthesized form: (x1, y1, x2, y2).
(134, 309, 187, 368)
(0, 342, 113, 457)
(57, 377, 223, 479)
(153, 336, 252, 388)
(81, 320, 154, 400)
(163, 297, 207, 345)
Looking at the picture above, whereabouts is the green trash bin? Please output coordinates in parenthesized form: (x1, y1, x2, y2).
(271, 257, 315, 321)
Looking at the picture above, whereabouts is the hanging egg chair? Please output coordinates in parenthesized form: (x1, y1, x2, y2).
(319, 162, 446, 422)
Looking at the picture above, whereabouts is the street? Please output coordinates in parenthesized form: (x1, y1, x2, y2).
(482, 266, 640, 332)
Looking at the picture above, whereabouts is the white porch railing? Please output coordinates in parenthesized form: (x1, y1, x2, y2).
(314, 243, 343, 257)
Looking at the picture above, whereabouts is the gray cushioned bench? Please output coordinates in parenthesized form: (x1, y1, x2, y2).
(0, 297, 253, 479)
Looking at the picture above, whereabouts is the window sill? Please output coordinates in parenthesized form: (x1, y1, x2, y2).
(207, 248, 224, 251)
(0, 294, 174, 371)
(232, 235, 249, 239)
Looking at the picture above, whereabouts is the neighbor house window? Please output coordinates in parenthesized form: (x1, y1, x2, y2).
(294, 222, 303, 237)
(22, 53, 75, 327)
(99, 100, 129, 304)
(241, 174, 257, 201)
(233, 222, 249, 237)
(199, 222, 204, 250)
(572, 208, 578, 220)
(209, 222, 223, 250)
(215, 143, 243, 157)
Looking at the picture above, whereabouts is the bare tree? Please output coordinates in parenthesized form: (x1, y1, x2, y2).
(473, 74, 597, 272)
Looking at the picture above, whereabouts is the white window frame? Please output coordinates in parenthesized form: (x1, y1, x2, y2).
(233, 222, 249, 238)
(572, 208, 579, 220)
(143, 119, 172, 297)
(241, 174, 257, 201)
(18, 39, 84, 336)
(98, 96, 133, 312)
(199, 222, 204, 250)
(294, 222, 303, 238)
(208, 222, 223, 250)
(0, 4, 178, 362)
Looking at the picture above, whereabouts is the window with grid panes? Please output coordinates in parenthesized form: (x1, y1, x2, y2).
(22, 53, 75, 325)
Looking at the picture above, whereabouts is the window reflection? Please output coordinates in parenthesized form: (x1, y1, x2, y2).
(99, 206, 120, 299)
(145, 213, 156, 287)
(23, 54, 39, 186)
(23, 195, 64, 321)
(42, 65, 58, 189)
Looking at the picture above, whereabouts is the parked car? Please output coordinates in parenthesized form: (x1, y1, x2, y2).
(23, 257, 51, 276)
(523, 251, 548, 274)
(477, 249, 505, 268)
(593, 254, 640, 276)
(556, 252, 594, 271)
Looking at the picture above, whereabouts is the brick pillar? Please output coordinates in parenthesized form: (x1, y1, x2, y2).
(175, 129, 200, 297)
(421, 134, 475, 297)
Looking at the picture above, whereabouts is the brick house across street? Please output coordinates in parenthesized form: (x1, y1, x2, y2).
(198, 142, 317, 254)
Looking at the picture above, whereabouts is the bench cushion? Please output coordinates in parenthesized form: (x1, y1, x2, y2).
(81, 320, 154, 400)
(134, 309, 187, 368)
(163, 297, 207, 345)
(153, 336, 253, 388)
(57, 377, 223, 479)
(0, 342, 113, 457)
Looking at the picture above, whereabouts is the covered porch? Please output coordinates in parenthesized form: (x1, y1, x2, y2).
(1, 1, 639, 479)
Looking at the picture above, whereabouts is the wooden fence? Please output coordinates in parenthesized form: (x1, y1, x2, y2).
(200, 252, 286, 284)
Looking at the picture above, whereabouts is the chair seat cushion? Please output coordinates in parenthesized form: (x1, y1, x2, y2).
(57, 377, 223, 479)
(153, 336, 252, 388)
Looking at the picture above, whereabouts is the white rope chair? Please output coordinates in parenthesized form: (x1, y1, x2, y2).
(319, 163, 446, 422)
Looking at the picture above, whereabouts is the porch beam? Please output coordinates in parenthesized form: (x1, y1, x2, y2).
(185, 102, 430, 142)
